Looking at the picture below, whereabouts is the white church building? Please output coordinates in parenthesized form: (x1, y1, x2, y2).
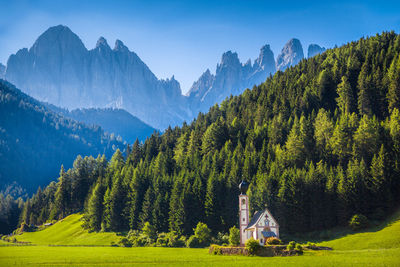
(238, 181, 279, 246)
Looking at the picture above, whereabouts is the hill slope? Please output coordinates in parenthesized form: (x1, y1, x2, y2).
(0, 79, 124, 192)
(320, 210, 400, 250)
(15, 214, 120, 246)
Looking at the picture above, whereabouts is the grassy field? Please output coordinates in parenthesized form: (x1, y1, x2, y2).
(0, 212, 399, 266)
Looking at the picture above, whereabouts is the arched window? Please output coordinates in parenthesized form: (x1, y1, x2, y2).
(241, 199, 246, 205)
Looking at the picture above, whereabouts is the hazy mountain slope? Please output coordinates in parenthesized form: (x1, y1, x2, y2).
(0, 79, 124, 192)
(64, 108, 156, 143)
(308, 44, 326, 58)
(5, 25, 189, 130)
(0, 64, 5, 79)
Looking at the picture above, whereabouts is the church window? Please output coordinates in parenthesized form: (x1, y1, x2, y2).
(242, 218, 245, 222)
(241, 199, 245, 205)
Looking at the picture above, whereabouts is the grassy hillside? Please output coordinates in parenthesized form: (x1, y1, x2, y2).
(15, 214, 120, 246)
(320, 209, 400, 250)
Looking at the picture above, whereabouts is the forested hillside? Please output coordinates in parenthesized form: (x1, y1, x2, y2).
(0, 80, 125, 193)
(18, 32, 400, 238)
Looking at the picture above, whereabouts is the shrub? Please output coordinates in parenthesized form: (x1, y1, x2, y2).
(228, 226, 240, 246)
(287, 241, 296, 251)
(349, 214, 369, 231)
(245, 238, 260, 255)
(118, 237, 132, 247)
(141, 222, 157, 240)
(174, 236, 187, 248)
(186, 235, 201, 248)
(295, 244, 303, 252)
(213, 232, 229, 245)
(156, 233, 169, 247)
(306, 242, 317, 249)
(193, 222, 211, 246)
(265, 237, 282, 245)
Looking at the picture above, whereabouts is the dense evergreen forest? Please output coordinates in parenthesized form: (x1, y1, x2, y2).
(5, 32, 400, 237)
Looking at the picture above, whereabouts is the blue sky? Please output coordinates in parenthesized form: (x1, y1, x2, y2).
(0, 0, 399, 93)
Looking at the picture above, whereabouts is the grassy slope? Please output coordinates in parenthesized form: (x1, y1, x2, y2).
(1, 211, 399, 266)
(320, 210, 400, 250)
(15, 213, 120, 246)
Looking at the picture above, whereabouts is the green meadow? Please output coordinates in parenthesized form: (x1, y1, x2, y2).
(0, 212, 399, 266)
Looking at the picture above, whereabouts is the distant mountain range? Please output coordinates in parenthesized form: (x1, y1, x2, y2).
(0, 79, 125, 192)
(2, 25, 326, 130)
(44, 104, 157, 143)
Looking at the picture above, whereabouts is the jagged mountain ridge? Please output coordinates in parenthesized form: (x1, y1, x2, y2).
(187, 45, 276, 114)
(187, 41, 326, 114)
(5, 25, 189, 130)
(4, 25, 326, 129)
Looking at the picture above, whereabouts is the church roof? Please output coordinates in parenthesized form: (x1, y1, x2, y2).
(261, 231, 276, 238)
(245, 211, 264, 230)
(245, 208, 279, 230)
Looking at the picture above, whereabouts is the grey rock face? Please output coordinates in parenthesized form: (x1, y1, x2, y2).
(276, 38, 304, 71)
(5, 25, 189, 130)
(308, 44, 326, 58)
(187, 44, 276, 114)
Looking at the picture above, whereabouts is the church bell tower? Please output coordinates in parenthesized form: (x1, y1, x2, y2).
(239, 180, 250, 246)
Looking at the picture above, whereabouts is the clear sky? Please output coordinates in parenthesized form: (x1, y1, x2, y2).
(0, 0, 399, 93)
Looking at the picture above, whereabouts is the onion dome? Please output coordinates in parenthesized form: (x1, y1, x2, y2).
(239, 180, 249, 195)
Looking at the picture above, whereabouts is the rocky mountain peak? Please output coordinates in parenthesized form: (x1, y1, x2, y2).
(307, 44, 326, 58)
(96, 37, 110, 49)
(220, 51, 240, 67)
(276, 38, 304, 71)
(114, 39, 129, 52)
(255, 44, 275, 73)
(31, 24, 86, 53)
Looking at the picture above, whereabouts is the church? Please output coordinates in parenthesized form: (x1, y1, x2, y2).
(238, 181, 279, 246)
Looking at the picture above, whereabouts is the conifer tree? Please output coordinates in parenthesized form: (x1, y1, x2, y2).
(336, 76, 354, 114)
(85, 181, 104, 231)
(387, 55, 400, 112)
(53, 166, 69, 219)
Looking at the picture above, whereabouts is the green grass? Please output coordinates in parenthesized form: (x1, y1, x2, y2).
(0, 246, 399, 266)
(0, 211, 399, 266)
(14, 213, 120, 246)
